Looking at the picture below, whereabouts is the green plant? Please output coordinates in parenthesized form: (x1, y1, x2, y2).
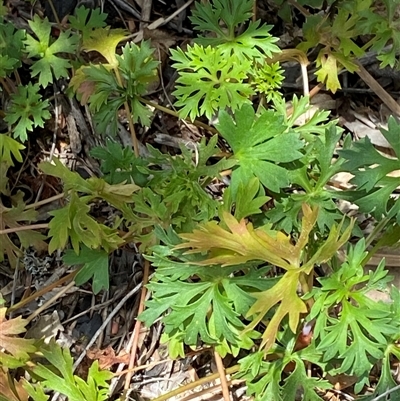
(4, 83, 51, 141)
(0, 297, 112, 401)
(171, 0, 282, 119)
(24, 340, 113, 401)
(25, 15, 78, 88)
(291, 0, 400, 91)
(1, 1, 400, 400)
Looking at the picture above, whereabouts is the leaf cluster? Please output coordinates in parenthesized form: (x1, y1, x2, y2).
(308, 239, 399, 393)
(294, 0, 400, 91)
(70, 38, 159, 133)
(139, 227, 272, 358)
(338, 116, 400, 222)
(171, 0, 282, 120)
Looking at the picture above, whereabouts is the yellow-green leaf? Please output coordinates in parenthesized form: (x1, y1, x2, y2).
(245, 271, 307, 350)
(315, 51, 341, 93)
(82, 27, 127, 66)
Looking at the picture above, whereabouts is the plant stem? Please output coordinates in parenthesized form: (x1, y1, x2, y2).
(113, 67, 140, 157)
(365, 216, 390, 249)
(214, 349, 231, 401)
(0, 223, 49, 235)
(138, 97, 219, 133)
(24, 192, 65, 210)
(123, 260, 150, 390)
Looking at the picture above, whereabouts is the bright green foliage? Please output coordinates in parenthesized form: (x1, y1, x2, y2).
(190, 0, 253, 38)
(90, 140, 148, 186)
(252, 62, 284, 102)
(64, 246, 109, 294)
(4, 83, 51, 141)
(27, 340, 112, 401)
(221, 177, 270, 221)
(24, 15, 78, 88)
(0, 18, 25, 78)
(237, 340, 331, 401)
(0, 300, 36, 369)
(171, 45, 253, 120)
(191, 0, 280, 62)
(216, 104, 303, 196)
(308, 239, 397, 393)
(69, 6, 107, 41)
(339, 116, 400, 221)
(171, 0, 281, 119)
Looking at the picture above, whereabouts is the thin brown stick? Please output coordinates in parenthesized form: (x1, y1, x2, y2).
(287, 0, 311, 16)
(139, 97, 218, 133)
(123, 259, 150, 389)
(214, 349, 231, 401)
(354, 60, 400, 117)
(0, 223, 49, 235)
(151, 365, 239, 401)
(7, 269, 79, 313)
(113, 68, 140, 157)
(26, 281, 76, 322)
(24, 192, 65, 210)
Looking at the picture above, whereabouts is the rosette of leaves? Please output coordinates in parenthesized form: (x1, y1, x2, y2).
(24, 15, 78, 88)
(70, 38, 159, 134)
(190, 0, 280, 62)
(170, 44, 254, 120)
(174, 204, 354, 350)
(4, 83, 51, 141)
(171, 0, 281, 120)
(252, 62, 284, 102)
